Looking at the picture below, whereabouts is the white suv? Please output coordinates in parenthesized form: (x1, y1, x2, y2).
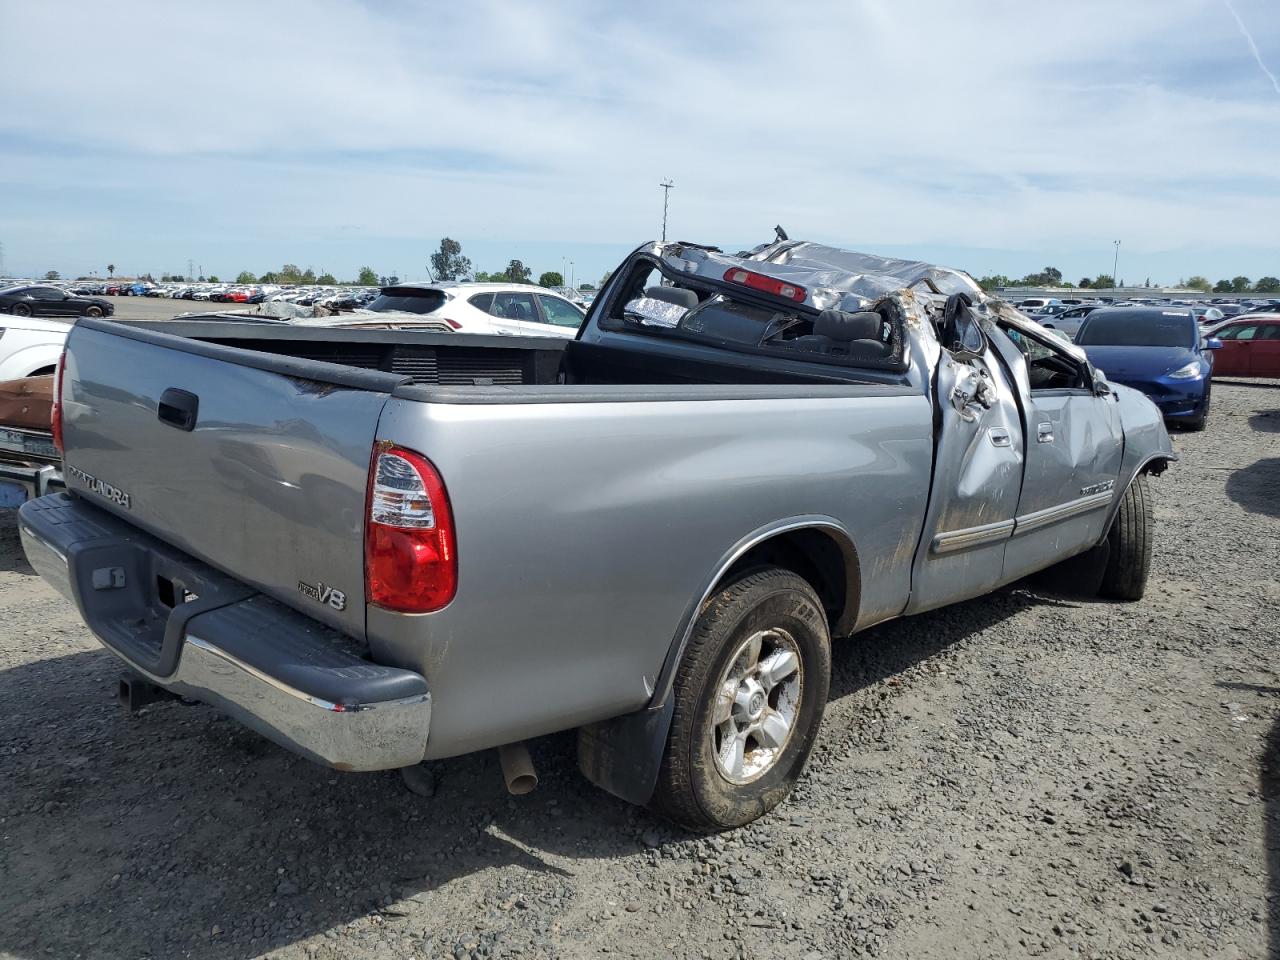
(319, 282, 587, 338)
(0, 314, 71, 380)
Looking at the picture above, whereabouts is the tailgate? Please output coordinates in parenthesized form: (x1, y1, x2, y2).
(60, 320, 404, 640)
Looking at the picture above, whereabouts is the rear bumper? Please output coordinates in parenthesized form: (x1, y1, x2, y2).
(18, 494, 430, 771)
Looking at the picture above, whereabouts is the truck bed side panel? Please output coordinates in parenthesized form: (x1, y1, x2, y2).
(370, 390, 934, 758)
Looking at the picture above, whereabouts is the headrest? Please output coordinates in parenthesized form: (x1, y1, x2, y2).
(644, 285, 699, 310)
(813, 309, 886, 342)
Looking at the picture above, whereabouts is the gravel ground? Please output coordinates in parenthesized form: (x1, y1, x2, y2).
(1, 380, 1277, 960)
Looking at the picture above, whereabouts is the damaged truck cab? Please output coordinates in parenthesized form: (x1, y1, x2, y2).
(20, 237, 1173, 830)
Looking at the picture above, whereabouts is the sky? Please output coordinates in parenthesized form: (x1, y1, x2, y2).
(1, 0, 1278, 288)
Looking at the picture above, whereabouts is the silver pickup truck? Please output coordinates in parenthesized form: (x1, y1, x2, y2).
(19, 238, 1174, 830)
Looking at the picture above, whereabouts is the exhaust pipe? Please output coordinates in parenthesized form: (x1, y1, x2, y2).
(498, 741, 538, 795)
(116, 671, 177, 713)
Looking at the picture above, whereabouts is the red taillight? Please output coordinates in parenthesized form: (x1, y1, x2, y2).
(440, 317, 462, 330)
(722, 268, 807, 303)
(365, 444, 457, 613)
(51, 348, 67, 455)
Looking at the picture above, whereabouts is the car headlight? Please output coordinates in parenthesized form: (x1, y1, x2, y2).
(1167, 360, 1202, 380)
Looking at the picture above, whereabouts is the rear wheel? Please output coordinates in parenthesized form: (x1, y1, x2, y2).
(1099, 474, 1153, 601)
(650, 567, 831, 831)
(12, 303, 32, 318)
(84, 305, 104, 318)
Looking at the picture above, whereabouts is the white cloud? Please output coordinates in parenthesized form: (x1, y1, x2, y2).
(1, 0, 1278, 277)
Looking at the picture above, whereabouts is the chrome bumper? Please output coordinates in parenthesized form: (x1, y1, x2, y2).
(0, 458, 63, 502)
(19, 497, 431, 772)
(165, 634, 431, 772)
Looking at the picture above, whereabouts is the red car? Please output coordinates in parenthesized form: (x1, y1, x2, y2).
(1210, 315, 1280, 378)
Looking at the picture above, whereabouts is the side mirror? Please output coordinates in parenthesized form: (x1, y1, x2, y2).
(941, 293, 985, 357)
(1204, 337, 1223, 350)
(1091, 366, 1113, 397)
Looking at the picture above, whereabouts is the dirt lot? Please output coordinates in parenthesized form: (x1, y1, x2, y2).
(1, 381, 1277, 960)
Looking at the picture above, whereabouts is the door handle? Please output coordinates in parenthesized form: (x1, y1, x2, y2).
(157, 388, 199, 431)
(988, 427, 1012, 447)
(1037, 422, 1054, 443)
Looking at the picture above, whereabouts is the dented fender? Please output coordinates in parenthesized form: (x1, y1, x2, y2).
(1098, 382, 1176, 537)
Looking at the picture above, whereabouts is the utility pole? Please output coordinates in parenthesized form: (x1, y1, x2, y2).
(1112, 240, 1121, 289)
(659, 179, 674, 241)
(188, 259, 194, 281)
(0, 240, 5, 278)
(569, 261, 575, 291)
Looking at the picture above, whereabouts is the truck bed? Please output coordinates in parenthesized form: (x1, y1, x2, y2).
(121, 318, 909, 395)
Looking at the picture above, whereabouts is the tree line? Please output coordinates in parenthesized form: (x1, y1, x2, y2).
(230, 239, 605, 290)
(975, 266, 1280, 294)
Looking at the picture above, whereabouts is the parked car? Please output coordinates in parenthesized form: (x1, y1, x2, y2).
(1074, 307, 1220, 430)
(1191, 306, 1224, 326)
(0, 284, 113, 321)
(20, 239, 1174, 830)
(1206, 316, 1280, 378)
(361, 282, 586, 337)
(1016, 298, 1062, 313)
(0, 374, 61, 507)
(0, 311, 72, 380)
(1039, 303, 1100, 338)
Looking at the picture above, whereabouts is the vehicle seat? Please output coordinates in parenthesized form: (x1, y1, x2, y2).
(644, 285, 699, 310)
(785, 309, 893, 360)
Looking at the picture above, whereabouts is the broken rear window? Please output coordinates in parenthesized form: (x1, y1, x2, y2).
(600, 259, 904, 370)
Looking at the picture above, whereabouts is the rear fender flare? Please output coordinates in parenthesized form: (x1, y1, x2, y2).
(578, 516, 859, 806)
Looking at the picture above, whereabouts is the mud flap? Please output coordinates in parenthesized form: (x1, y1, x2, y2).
(577, 698, 676, 806)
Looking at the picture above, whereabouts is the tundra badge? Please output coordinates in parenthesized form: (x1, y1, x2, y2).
(65, 464, 131, 510)
(298, 579, 347, 611)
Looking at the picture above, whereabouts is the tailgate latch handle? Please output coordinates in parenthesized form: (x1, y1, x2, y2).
(158, 388, 199, 432)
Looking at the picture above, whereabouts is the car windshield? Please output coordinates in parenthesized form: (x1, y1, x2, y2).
(1076, 311, 1194, 348)
(365, 287, 447, 315)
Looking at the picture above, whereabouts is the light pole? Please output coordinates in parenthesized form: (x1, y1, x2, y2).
(1112, 240, 1121, 289)
(569, 261, 575, 292)
(659, 179, 674, 242)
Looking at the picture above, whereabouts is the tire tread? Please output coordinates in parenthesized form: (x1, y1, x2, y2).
(650, 568, 826, 831)
(1099, 473, 1153, 600)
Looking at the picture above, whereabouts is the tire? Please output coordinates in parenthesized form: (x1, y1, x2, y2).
(84, 306, 104, 318)
(12, 303, 32, 318)
(650, 567, 831, 831)
(1099, 473, 1153, 601)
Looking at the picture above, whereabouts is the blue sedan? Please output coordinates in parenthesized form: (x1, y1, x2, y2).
(1074, 307, 1221, 431)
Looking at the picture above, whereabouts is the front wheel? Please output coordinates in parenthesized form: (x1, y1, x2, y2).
(1099, 474, 1153, 601)
(650, 567, 831, 831)
(84, 305, 104, 318)
(12, 303, 32, 318)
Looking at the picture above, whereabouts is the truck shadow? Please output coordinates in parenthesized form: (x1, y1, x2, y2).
(1250, 409, 1280, 434)
(1225, 457, 1280, 519)
(0, 509, 36, 576)
(0, 585, 1064, 959)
